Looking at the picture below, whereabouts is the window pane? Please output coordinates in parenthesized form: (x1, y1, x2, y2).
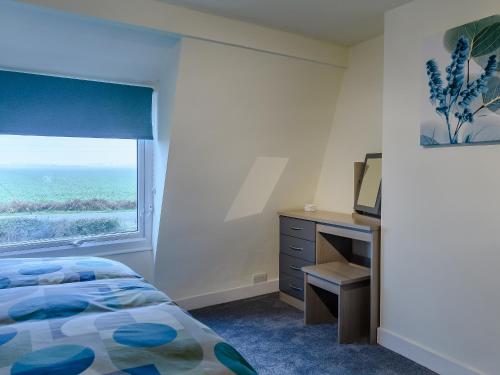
(0, 136, 138, 246)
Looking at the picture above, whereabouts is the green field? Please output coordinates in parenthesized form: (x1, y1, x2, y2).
(0, 167, 136, 204)
(0, 167, 137, 244)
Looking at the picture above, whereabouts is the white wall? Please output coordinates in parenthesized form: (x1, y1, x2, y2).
(0, 1, 182, 281)
(315, 36, 384, 213)
(3, 1, 347, 303)
(152, 44, 181, 257)
(154, 38, 344, 301)
(18, 0, 348, 67)
(381, 1, 500, 374)
(0, 1, 179, 87)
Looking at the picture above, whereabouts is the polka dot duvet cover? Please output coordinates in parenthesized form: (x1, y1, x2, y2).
(0, 257, 256, 374)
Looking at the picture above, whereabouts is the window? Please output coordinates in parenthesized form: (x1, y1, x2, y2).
(0, 136, 152, 252)
(0, 70, 154, 254)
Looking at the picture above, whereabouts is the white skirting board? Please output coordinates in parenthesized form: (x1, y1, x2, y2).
(174, 279, 279, 311)
(378, 328, 487, 375)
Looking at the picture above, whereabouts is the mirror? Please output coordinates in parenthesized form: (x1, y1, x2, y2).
(355, 153, 382, 217)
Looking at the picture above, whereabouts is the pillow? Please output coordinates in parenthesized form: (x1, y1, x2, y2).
(0, 256, 141, 289)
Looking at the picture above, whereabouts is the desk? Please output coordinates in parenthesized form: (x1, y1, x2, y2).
(278, 209, 380, 343)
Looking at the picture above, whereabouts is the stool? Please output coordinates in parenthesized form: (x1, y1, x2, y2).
(302, 261, 370, 343)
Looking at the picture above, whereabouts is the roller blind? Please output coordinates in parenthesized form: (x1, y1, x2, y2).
(0, 70, 153, 139)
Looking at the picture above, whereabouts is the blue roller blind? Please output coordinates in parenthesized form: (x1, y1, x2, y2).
(0, 70, 153, 139)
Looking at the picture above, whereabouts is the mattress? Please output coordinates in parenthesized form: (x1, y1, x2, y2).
(0, 257, 256, 374)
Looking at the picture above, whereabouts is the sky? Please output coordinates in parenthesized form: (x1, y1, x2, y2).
(0, 135, 137, 167)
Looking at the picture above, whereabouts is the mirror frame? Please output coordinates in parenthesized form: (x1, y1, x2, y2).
(354, 153, 382, 217)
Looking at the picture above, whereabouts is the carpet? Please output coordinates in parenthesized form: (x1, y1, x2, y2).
(190, 293, 436, 375)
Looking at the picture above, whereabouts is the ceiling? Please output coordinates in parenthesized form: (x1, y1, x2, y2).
(158, 0, 412, 45)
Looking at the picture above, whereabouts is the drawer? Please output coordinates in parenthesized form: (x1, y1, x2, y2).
(280, 216, 316, 241)
(280, 253, 313, 282)
(280, 235, 316, 262)
(279, 273, 304, 301)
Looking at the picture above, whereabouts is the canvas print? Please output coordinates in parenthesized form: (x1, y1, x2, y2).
(421, 15, 499, 147)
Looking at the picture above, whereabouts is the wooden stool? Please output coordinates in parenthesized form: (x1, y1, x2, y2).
(302, 261, 370, 344)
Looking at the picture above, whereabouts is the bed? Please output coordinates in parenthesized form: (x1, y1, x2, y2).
(0, 257, 256, 374)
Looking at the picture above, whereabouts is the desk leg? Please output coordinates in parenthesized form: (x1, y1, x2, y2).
(338, 282, 370, 344)
(304, 275, 336, 325)
(370, 232, 381, 344)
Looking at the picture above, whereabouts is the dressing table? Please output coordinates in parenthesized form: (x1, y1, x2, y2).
(278, 157, 381, 343)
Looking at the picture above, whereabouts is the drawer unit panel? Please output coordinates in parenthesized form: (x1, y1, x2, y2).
(279, 273, 304, 301)
(280, 216, 316, 241)
(280, 234, 316, 262)
(279, 253, 313, 282)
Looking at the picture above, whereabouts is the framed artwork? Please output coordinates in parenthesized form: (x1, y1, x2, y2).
(421, 15, 499, 147)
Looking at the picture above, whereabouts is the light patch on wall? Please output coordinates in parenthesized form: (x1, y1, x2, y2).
(225, 157, 288, 222)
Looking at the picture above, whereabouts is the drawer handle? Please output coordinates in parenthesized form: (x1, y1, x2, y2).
(289, 283, 303, 292)
(289, 246, 303, 251)
(289, 265, 301, 271)
(289, 226, 303, 231)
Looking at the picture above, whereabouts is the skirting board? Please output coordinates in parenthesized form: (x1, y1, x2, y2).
(279, 292, 304, 311)
(174, 279, 279, 311)
(378, 327, 487, 375)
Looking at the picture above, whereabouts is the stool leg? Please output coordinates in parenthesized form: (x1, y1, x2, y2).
(338, 283, 370, 344)
(304, 275, 336, 325)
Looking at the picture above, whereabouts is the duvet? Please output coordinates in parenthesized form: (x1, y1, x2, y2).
(0, 257, 256, 375)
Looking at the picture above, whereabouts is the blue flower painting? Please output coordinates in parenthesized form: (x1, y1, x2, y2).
(421, 15, 500, 147)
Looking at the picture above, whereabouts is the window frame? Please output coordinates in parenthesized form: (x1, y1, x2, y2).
(0, 138, 154, 257)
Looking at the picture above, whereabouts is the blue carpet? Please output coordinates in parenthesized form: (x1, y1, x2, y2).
(190, 293, 436, 375)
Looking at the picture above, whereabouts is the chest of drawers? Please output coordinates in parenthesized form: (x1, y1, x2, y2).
(279, 216, 316, 301)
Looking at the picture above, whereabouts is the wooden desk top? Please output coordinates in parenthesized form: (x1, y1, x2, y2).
(278, 209, 380, 231)
(302, 261, 371, 286)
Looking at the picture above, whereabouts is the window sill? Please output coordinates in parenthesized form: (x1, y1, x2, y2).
(0, 238, 153, 258)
